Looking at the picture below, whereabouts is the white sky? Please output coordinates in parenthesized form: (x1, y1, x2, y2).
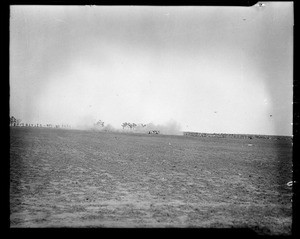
(10, 3, 293, 135)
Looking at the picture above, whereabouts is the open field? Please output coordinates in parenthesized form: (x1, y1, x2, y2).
(10, 127, 293, 234)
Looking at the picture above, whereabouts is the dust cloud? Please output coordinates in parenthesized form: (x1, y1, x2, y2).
(73, 117, 183, 136)
(133, 120, 183, 135)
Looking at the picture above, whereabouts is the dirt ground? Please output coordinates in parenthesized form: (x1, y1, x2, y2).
(10, 127, 293, 234)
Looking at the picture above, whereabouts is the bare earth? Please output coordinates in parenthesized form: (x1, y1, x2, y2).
(10, 127, 293, 234)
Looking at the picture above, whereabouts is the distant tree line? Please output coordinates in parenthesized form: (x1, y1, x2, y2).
(9, 116, 71, 128)
(9, 116, 21, 126)
(121, 122, 146, 130)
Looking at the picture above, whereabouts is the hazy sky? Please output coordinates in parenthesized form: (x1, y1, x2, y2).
(10, 3, 293, 135)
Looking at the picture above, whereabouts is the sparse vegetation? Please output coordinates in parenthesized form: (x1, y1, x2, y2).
(94, 120, 105, 128)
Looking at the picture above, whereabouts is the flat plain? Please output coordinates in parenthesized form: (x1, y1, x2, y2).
(10, 127, 293, 234)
